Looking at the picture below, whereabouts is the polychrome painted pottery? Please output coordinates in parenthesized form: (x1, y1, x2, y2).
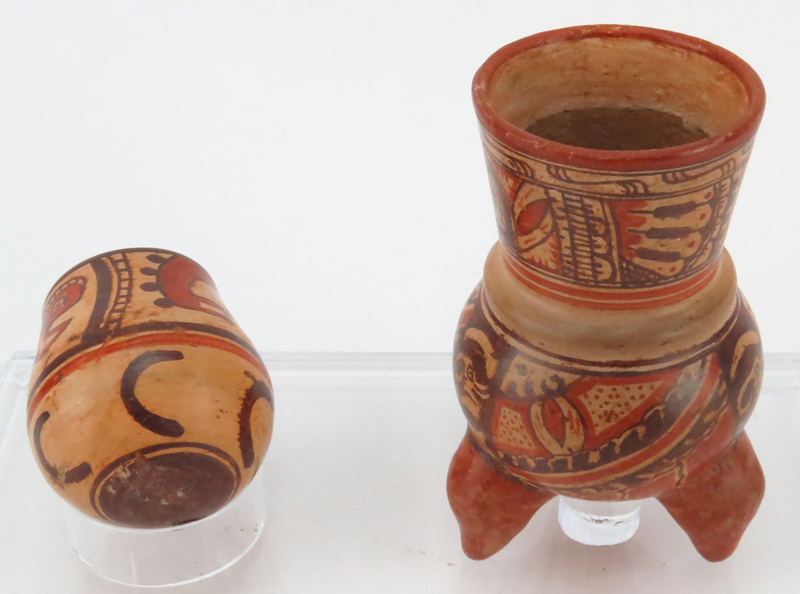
(28, 248, 274, 528)
(448, 25, 765, 562)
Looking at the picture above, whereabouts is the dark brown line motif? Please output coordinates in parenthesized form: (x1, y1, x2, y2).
(238, 371, 274, 469)
(103, 251, 134, 334)
(120, 350, 186, 438)
(83, 260, 113, 342)
(32, 411, 92, 484)
(27, 248, 274, 529)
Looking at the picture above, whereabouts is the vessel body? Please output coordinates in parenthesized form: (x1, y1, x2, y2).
(27, 248, 274, 528)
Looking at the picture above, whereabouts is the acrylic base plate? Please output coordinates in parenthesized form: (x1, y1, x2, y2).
(1, 352, 798, 593)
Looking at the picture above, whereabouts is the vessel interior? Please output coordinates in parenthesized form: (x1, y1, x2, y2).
(487, 36, 751, 148)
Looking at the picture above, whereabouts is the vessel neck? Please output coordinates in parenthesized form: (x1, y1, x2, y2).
(483, 243, 738, 363)
(481, 129, 752, 308)
(501, 246, 719, 311)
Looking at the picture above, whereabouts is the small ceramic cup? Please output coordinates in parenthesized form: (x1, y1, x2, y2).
(28, 248, 274, 528)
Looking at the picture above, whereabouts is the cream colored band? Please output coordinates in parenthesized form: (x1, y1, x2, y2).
(482, 242, 738, 363)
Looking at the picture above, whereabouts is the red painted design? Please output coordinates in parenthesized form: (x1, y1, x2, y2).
(541, 400, 565, 444)
(516, 199, 549, 237)
(36, 277, 87, 361)
(491, 398, 549, 459)
(612, 200, 650, 261)
(568, 371, 678, 451)
(154, 257, 233, 321)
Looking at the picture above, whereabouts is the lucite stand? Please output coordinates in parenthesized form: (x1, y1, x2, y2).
(63, 471, 266, 587)
(558, 496, 641, 546)
(2, 352, 799, 593)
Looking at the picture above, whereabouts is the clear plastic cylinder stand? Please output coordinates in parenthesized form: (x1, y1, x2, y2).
(558, 496, 641, 546)
(63, 471, 266, 588)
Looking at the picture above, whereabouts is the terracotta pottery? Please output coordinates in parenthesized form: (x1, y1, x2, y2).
(27, 248, 274, 528)
(448, 25, 765, 562)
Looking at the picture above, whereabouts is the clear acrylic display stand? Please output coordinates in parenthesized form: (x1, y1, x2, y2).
(1, 351, 799, 594)
(63, 472, 266, 587)
(558, 497, 641, 546)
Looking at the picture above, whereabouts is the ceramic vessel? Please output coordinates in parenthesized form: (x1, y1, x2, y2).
(27, 248, 274, 528)
(448, 25, 765, 562)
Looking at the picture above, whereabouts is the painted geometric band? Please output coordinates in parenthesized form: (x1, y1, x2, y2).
(481, 129, 752, 295)
(492, 357, 720, 488)
(502, 247, 718, 310)
(28, 329, 266, 424)
(30, 318, 262, 402)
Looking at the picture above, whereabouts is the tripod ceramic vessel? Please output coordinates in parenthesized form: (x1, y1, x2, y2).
(448, 25, 765, 562)
(27, 248, 274, 528)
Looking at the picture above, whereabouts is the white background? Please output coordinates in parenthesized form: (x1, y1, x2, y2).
(0, 1, 797, 357)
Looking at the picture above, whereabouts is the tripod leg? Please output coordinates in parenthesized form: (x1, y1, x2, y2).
(447, 433, 554, 560)
(658, 431, 764, 562)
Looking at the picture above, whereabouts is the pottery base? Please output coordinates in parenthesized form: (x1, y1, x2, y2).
(63, 471, 266, 587)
